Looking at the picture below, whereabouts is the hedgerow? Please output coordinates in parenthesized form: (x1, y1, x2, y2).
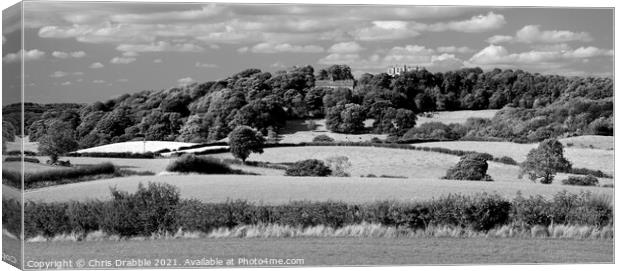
(3, 184, 612, 239)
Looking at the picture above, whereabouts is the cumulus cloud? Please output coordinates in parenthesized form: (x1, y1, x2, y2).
(416, 12, 506, 33)
(3, 49, 46, 63)
(328, 42, 364, 54)
(242, 42, 324, 53)
(89, 62, 104, 69)
(486, 25, 592, 44)
(52, 50, 86, 58)
(60, 81, 72, 86)
(349, 21, 420, 41)
(153, 58, 163, 63)
(93, 80, 106, 84)
(468, 44, 613, 67)
(116, 41, 205, 54)
(436, 46, 474, 54)
(177, 77, 196, 86)
(110, 56, 136, 64)
(318, 44, 464, 72)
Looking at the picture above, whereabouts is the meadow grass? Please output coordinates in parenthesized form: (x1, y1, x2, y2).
(23, 175, 613, 204)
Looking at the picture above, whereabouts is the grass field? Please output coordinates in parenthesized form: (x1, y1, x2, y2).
(75, 141, 197, 154)
(208, 146, 612, 185)
(416, 109, 499, 125)
(413, 140, 614, 175)
(23, 237, 612, 265)
(4, 136, 39, 153)
(23, 174, 612, 204)
(277, 119, 387, 143)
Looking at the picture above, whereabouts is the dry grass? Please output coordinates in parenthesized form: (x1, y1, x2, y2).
(210, 146, 460, 179)
(277, 119, 387, 144)
(3, 161, 59, 173)
(4, 136, 39, 153)
(560, 135, 613, 150)
(413, 140, 614, 175)
(23, 174, 612, 204)
(23, 223, 613, 243)
(416, 110, 499, 125)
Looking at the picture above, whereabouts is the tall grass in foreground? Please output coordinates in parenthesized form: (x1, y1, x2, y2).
(21, 223, 613, 243)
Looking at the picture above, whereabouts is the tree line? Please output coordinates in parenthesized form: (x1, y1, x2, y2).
(2, 64, 613, 153)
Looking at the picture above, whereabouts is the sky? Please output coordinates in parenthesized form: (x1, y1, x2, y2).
(1, 1, 614, 104)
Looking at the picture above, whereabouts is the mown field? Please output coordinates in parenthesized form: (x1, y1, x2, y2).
(23, 237, 613, 265)
(413, 137, 614, 175)
(23, 174, 612, 204)
(416, 109, 499, 125)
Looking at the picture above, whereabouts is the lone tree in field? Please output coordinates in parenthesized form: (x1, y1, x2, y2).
(38, 120, 78, 163)
(444, 153, 493, 181)
(229, 125, 264, 162)
(520, 138, 571, 184)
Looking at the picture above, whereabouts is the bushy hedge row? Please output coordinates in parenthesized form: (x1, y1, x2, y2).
(3, 183, 612, 239)
(284, 159, 332, 176)
(2, 163, 117, 189)
(562, 175, 599, 186)
(4, 156, 41, 163)
(65, 152, 156, 159)
(6, 150, 38, 156)
(566, 167, 612, 178)
(166, 154, 235, 174)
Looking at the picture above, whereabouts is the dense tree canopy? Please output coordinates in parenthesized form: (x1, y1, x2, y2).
(6, 64, 612, 150)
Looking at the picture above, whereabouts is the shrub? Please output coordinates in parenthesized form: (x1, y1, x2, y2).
(6, 150, 37, 156)
(562, 175, 599, 186)
(285, 159, 332, 177)
(429, 193, 510, 231)
(166, 154, 233, 174)
(101, 182, 180, 236)
(444, 154, 493, 181)
(495, 156, 518, 165)
(312, 135, 335, 143)
(324, 156, 351, 177)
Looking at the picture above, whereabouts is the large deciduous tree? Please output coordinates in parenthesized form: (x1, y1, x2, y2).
(38, 121, 78, 163)
(229, 126, 265, 162)
(520, 138, 571, 184)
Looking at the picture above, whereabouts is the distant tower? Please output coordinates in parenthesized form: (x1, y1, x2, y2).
(387, 65, 410, 76)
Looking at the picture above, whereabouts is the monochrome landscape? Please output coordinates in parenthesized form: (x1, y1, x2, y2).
(1, 1, 614, 268)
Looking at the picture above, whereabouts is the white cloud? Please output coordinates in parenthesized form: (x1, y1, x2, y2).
(318, 44, 465, 72)
(436, 46, 474, 54)
(3, 49, 46, 63)
(468, 44, 613, 67)
(93, 79, 106, 84)
(52, 50, 86, 59)
(117, 78, 129, 82)
(178, 77, 196, 86)
(328, 42, 364, 54)
(349, 21, 420, 41)
(486, 25, 592, 44)
(89, 62, 104, 69)
(419, 12, 506, 33)
(109, 4, 224, 24)
(110, 57, 136, 64)
(244, 42, 324, 53)
(60, 81, 72, 86)
(50, 71, 69, 78)
(153, 58, 163, 63)
(116, 41, 205, 54)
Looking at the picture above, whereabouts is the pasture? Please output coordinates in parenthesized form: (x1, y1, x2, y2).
(413, 139, 614, 175)
(277, 119, 387, 143)
(4, 136, 39, 153)
(24, 237, 613, 265)
(416, 109, 499, 125)
(23, 174, 612, 204)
